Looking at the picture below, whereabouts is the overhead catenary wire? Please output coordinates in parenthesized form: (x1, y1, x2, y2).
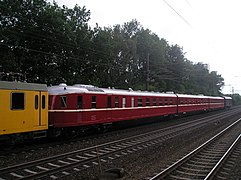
(0, 42, 178, 81)
(0, 2, 189, 81)
(162, 0, 220, 57)
(163, 0, 193, 29)
(1, 27, 176, 72)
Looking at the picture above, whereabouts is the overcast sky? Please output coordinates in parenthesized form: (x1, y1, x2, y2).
(51, 0, 241, 94)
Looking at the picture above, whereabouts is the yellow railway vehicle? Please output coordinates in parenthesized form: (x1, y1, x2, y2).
(0, 81, 48, 143)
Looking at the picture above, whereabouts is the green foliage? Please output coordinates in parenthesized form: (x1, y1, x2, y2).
(231, 94, 241, 105)
(0, 0, 226, 96)
(0, 0, 91, 84)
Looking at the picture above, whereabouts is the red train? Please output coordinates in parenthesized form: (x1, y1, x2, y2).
(48, 83, 229, 137)
(0, 82, 232, 144)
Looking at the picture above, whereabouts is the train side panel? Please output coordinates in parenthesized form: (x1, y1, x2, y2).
(177, 95, 209, 114)
(223, 96, 232, 109)
(208, 97, 224, 110)
(48, 94, 178, 127)
(48, 84, 226, 133)
(48, 85, 178, 128)
(0, 82, 48, 139)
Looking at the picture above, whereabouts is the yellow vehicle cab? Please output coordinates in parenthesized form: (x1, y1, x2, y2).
(0, 81, 48, 143)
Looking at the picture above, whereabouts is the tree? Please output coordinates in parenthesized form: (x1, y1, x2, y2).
(0, 1, 225, 95)
(0, 0, 91, 84)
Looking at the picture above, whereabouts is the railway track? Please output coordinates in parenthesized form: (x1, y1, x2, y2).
(149, 118, 241, 180)
(0, 108, 238, 157)
(0, 110, 240, 179)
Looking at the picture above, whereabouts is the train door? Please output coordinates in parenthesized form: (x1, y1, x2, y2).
(77, 95, 82, 123)
(176, 95, 179, 115)
(33, 92, 47, 127)
(33, 92, 41, 127)
(41, 93, 48, 126)
(107, 95, 112, 121)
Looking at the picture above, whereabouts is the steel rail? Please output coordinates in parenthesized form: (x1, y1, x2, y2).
(149, 118, 241, 180)
(0, 110, 240, 179)
(204, 134, 241, 179)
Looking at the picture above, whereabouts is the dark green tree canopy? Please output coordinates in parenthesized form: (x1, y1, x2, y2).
(0, 0, 225, 96)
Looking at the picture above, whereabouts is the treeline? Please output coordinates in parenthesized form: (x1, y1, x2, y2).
(0, 0, 224, 95)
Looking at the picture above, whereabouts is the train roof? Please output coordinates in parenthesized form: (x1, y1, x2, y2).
(48, 84, 177, 97)
(208, 96, 225, 100)
(0, 81, 48, 91)
(48, 84, 225, 100)
(223, 96, 232, 100)
(176, 94, 209, 99)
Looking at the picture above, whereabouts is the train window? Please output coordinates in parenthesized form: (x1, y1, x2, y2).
(146, 98, 150, 106)
(170, 98, 173, 105)
(131, 97, 135, 107)
(138, 98, 142, 107)
(122, 97, 126, 108)
(42, 95, 46, 109)
(107, 96, 111, 108)
(153, 98, 156, 106)
(77, 96, 82, 109)
(11, 92, 24, 110)
(159, 98, 162, 106)
(61, 96, 67, 108)
(35, 95, 38, 109)
(164, 98, 168, 105)
(92, 96, 96, 108)
(115, 97, 119, 108)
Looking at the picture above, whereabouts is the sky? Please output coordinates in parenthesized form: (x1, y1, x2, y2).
(51, 0, 241, 94)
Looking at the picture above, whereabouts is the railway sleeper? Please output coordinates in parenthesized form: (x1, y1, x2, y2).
(185, 163, 214, 169)
(175, 169, 208, 177)
(180, 166, 211, 172)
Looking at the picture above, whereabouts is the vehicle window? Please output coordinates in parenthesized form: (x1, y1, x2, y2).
(146, 98, 150, 106)
(61, 96, 67, 108)
(11, 92, 24, 110)
(153, 98, 156, 106)
(122, 97, 126, 108)
(42, 95, 46, 109)
(131, 97, 135, 107)
(159, 98, 162, 105)
(77, 96, 82, 109)
(107, 96, 111, 108)
(92, 96, 96, 108)
(138, 98, 142, 107)
(35, 95, 38, 109)
(115, 97, 119, 108)
(164, 98, 168, 105)
(170, 98, 173, 105)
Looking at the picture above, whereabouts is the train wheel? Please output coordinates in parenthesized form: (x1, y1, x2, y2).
(63, 128, 79, 139)
(96, 125, 111, 133)
(48, 128, 62, 138)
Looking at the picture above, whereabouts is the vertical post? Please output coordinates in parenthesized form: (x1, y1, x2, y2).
(146, 53, 150, 91)
(96, 147, 102, 174)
